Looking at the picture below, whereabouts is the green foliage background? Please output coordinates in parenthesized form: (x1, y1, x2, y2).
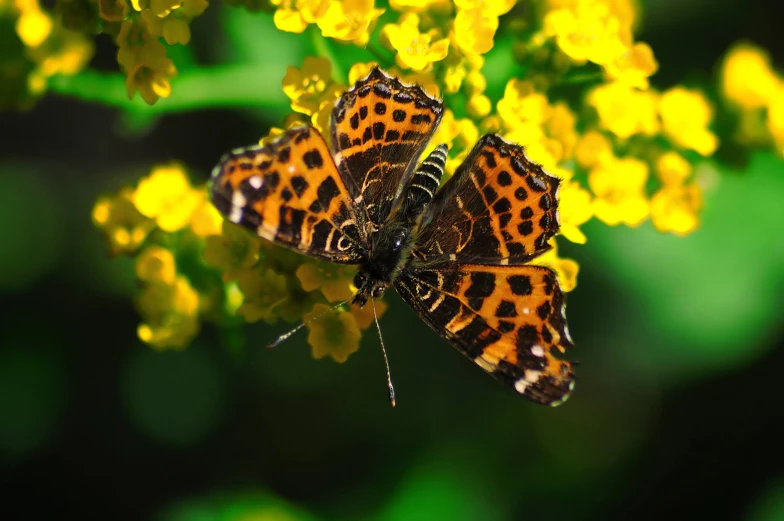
(1, 1, 783, 520)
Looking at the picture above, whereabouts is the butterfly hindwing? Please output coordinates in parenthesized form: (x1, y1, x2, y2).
(413, 134, 561, 266)
(395, 263, 575, 406)
(210, 126, 365, 263)
(331, 68, 444, 228)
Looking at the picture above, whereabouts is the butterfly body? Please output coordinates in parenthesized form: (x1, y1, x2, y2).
(210, 68, 576, 406)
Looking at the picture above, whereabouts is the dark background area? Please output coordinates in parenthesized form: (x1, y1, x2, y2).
(1, 1, 784, 520)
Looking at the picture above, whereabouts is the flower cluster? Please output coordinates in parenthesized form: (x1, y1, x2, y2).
(0, 0, 93, 109)
(93, 162, 385, 359)
(86, 0, 771, 360)
(719, 42, 784, 155)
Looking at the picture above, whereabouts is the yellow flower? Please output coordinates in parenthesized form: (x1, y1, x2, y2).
(545, 101, 578, 162)
(15, 6, 52, 47)
(429, 109, 478, 176)
(92, 188, 156, 256)
(588, 81, 659, 139)
(317, 0, 384, 46)
(124, 40, 177, 105)
(305, 303, 362, 362)
(659, 86, 718, 156)
(282, 56, 344, 115)
(235, 267, 289, 323)
(136, 246, 177, 285)
(382, 13, 450, 71)
(604, 42, 658, 89)
(466, 93, 491, 117)
(190, 194, 224, 237)
(589, 155, 650, 226)
(350, 300, 387, 329)
(650, 183, 702, 236)
(656, 151, 692, 186)
(295, 262, 356, 302)
(498, 79, 551, 128)
(136, 275, 201, 350)
(720, 42, 780, 110)
(133, 163, 202, 232)
(203, 220, 263, 282)
(543, 0, 632, 66)
(348, 61, 378, 84)
(270, 0, 330, 33)
(557, 179, 593, 244)
(574, 130, 613, 169)
(453, 6, 499, 55)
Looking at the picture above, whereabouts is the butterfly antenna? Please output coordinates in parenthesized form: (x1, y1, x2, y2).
(267, 299, 350, 349)
(372, 298, 396, 407)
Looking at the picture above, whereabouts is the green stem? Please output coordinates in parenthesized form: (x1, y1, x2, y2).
(309, 26, 345, 83)
(48, 65, 289, 115)
(555, 71, 605, 87)
(366, 40, 394, 67)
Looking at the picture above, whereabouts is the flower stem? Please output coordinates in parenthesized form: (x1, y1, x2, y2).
(49, 65, 289, 116)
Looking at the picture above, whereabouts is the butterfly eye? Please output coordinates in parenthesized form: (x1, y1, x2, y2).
(391, 229, 408, 252)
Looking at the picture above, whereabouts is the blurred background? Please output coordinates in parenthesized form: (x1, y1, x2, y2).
(2, 0, 784, 520)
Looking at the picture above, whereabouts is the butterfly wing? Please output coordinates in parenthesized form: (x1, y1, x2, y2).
(395, 263, 575, 406)
(330, 68, 444, 229)
(210, 126, 365, 263)
(412, 134, 561, 267)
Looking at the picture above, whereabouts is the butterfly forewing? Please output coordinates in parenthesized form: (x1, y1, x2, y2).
(210, 126, 365, 263)
(413, 134, 562, 267)
(330, 68, 444, 228)
(395, 264, 575, 406)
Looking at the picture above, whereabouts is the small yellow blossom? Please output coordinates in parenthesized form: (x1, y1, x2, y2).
(92, 188, 156, 256)
(545, 102, 578, 162)
(190, 196, 224, 237)
(721, 43, 780, 110)
(305, 304, 362, 362)
(604, 42, 658, 89)
(575, 130, 613, 168)
(589, 155, 650, 227)
(282, 56, 344, 115)
(557, 179, 593, 244)
(295, 262, 356, 302)
(270, 0, 330, 33)
(203, 220, 263, 282)
(137, 275, 201, 350)
(466, 93, 492, 117)
(136, 246, 177, 285)
(543, 0, 632, 66)
(498, 79, 551, 128)
(348, 61, 379, 84)
(134, 163, 202, 232)
(659, 87, 718, 156)
(650, 183, 702, 236)
(123, 40, 177, 105)
(317, 0, 384, 46)
(235, 268, 289, 323)
(383, 13, 450, 71)
(350, 300, 387, 329)
(16, 6, 52, 47)
(453, 6, 499, 55)
(588, 81, 659, 139)
(656, 151, 692, 186)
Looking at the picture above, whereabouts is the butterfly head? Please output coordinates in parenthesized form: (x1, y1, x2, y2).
(352, 225, 413, 307)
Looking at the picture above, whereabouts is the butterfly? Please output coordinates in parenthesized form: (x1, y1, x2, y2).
(209, 68, 575, 406)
